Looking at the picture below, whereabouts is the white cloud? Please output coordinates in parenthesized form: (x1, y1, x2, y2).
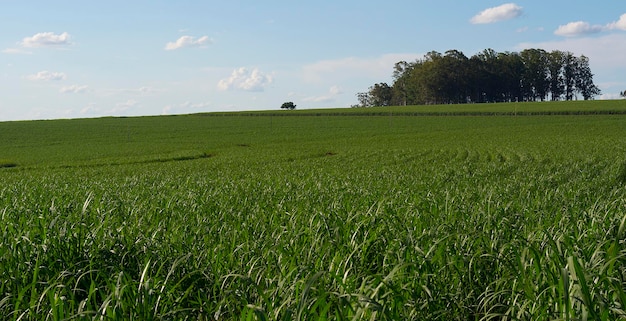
(20, 32, 71, 48)
(554, 13, 626, 37)
(27, 71, 67, 81)
(60, 85, 88, 94)
(607, 13, 626, 31)
(165, 35, 211, 50)
(217, 67, 273, 92)
(554, 21, 603, 37)
(470, 3, 523, 24)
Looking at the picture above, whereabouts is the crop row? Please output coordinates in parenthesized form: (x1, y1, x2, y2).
(2, 140, 626, 319)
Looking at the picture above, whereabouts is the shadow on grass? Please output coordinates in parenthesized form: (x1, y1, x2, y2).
(0, 160, 18, 168)
(57, 152, 215, 169)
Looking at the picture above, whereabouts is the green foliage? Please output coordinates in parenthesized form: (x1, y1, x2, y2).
(356, 83, 393, 107)
(372, 48, 601, 106)
(281, 102, 296, 110)
(1, 102, 626, 319)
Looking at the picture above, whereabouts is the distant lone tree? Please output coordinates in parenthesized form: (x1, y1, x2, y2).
(621, 90, 626, 98)
(281, 102, 296, 110)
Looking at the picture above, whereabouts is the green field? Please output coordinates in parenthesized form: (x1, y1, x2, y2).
(1, 101, 626, 320)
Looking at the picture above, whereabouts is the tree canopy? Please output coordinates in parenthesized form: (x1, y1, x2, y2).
(281, 102, 296, 110)
(357, 48, 601, 107)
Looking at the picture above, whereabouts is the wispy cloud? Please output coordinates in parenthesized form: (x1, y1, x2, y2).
(302, 53, 422, 83)
(178, 101, 211, 109)
(329, 85, 343, 95)
(2, 48, 32, 55)
(113, 99, 139, 113)
(27, 71, 67, 81)
(80, 103, 99, 115)
(20, 32, 71, 48)
(97, 86, 158, 98)
(60, 85, 88, 94)
(164, 35, 212, 50)
(162, 101, 211, 115)
(217, 67, 273, 92)
(470, 3, 523, 24)
(302, 86, 344, 104)
(118, 86, 156, 95)
(302, 95, 334, 103)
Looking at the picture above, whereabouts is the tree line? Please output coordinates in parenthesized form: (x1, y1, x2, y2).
(356, 48, 601, 107)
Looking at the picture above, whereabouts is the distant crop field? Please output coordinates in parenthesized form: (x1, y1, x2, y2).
(215, 99, 626, 116)
(1, 101, 626, 320)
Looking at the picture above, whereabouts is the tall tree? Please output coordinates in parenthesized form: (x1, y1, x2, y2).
(356, 92, 371, 107)
(499, 51, 524, 102)
(520, 49, 549, 101)
(356, 83, 393, 107)
(421, 51, 445, 104)
(562, 52, 577, 101)
(369, 83, 393, 106)
(470, 49, 499, 103)
(547, 50, 565, 101)
(575, 55, 601, 100)
(391, 61, 410, 106)
(442, 50, 470, 104)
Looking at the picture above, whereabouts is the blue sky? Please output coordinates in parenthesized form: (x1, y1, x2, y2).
(1, 1, 625, 121)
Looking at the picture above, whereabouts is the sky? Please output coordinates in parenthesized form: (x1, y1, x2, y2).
(1, 1, 625, 121)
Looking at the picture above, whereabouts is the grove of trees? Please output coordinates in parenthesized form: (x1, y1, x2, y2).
(357, 48, 601, 107)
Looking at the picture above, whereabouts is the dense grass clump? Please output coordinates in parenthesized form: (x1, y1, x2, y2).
(617, 160, 626, 185)
(1, 102, 626, 320)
